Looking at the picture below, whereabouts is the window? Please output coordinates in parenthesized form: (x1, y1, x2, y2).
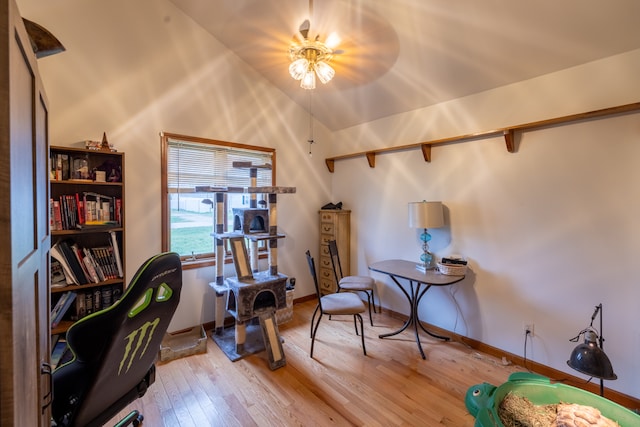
(161, 133, 275, 266)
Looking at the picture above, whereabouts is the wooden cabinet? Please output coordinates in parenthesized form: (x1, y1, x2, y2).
(49, 146, 125, 335)
(318, 210, 350, 294)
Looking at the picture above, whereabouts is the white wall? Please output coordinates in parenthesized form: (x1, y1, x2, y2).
(18, 0, 640, 400)
(18, 0, 332, 330)
(331, 49, 640, 398)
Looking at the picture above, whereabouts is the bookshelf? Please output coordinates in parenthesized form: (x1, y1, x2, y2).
(49, 146, 125, 335)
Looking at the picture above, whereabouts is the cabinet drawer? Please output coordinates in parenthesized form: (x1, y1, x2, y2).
(320, 212, 334, 222)
(320, 223, 335, 234)
(320, 245, 330, 257)
(319, 267, 334, 281)
(320, 277, 335, 293)
(320, 234, 335, 245)
(319, 256, 333, 270)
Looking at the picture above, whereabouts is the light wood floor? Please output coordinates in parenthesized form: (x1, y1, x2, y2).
(112, 300, 526, 426)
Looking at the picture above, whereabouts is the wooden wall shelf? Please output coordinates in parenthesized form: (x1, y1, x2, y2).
(324, 102, 640, 173)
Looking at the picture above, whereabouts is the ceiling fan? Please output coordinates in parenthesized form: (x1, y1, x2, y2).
(288, 0, 341, 89)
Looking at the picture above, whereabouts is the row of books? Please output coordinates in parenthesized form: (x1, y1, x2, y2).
(51, 286, 122, 331)
(74, 286, 122, 320)
(50, 192, 121, 231)
(51, 232, 123, 286)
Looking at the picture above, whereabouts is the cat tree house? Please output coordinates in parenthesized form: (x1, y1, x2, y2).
(197, 162, 295, 369)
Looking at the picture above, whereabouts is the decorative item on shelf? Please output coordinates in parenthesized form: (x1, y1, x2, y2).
(84, 140, 102, 150)
(321, 201, 342, 210)
(100, 132, 111, 151)
(567, 303, 617, 397)
(408, 200, 444, 272)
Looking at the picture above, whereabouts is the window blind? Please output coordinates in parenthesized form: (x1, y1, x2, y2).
(167, 138, 273, 192)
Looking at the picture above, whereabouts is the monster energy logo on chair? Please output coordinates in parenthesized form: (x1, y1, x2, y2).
(119, 318, 160, 375)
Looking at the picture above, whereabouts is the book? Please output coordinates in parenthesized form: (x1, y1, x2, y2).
(83, 248, 105, 282)
(58, 240, 89, 284)
(51, 200, 63, 230)
(51, 243, 78, 285)
(51, 291, 77, 328)
(115, 198, 122, 225)
(82, 254, 100, 283)
(90, 247, 112, 279)
(84, 291, 94, 316)
(70, 242, 91, 282)
(75, 193, 84, 225)
(51, 258, 67, 287)
(74, 292, 87, 320)
(110, 231, 124, 278)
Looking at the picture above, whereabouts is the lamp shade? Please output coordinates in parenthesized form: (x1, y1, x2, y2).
(567, 330, 617, 380)
(408, 201, 444, 229)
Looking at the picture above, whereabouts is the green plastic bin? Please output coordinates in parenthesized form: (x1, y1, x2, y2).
(465, 372, 640, 426)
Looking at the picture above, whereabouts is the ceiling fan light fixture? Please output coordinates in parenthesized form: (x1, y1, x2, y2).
(289, 58, 309, 80)
(300, 69, 316, 89)
(314, 61, 335, 84)
(289, 38, 334, 89)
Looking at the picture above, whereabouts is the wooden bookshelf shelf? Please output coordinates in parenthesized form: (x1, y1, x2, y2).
(324, 101, 640, 172)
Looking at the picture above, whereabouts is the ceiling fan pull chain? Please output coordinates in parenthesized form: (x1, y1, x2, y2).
(308, 91, 315, 156)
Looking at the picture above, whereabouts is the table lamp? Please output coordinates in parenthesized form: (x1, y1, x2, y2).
(408, 201, 444, 271)
(567, 303, 617, 397)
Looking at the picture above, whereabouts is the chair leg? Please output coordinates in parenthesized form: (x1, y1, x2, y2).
(310, 312, 323, 358)
(370, 289, 377, 313)
(365, 291, 374, 326)
(310, 304, 320, 338)
(355, 313, 366, 355)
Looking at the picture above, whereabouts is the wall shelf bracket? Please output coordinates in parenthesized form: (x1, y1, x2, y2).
(366, 152, 376, 168)
(504, 129, 516, 153)
(420, 144, 432, 162)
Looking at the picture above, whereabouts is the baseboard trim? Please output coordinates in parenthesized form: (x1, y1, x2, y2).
(382, 308, 639, 411)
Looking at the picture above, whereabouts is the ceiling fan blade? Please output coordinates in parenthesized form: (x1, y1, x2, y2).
(299, 19, 310, 39)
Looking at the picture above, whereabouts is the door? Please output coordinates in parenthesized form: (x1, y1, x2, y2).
(0, 0, 52, 424)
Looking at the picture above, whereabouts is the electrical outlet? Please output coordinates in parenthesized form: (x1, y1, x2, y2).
(523, 322, 534, 337)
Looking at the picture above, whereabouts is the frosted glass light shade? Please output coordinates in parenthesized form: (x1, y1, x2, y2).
(314, 61, 335, 84)
(408, 201, 444, 229)
(300, 70, 316, 89)
(289, 58, 309, 80)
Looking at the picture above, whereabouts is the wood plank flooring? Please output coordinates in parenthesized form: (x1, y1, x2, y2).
(112, 300, 526, 426)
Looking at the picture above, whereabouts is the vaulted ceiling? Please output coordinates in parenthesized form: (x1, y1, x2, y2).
(169, 0, 640, 130)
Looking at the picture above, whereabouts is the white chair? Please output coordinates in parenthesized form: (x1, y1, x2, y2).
(306, 250, 366, 357)
(328, 240, 376, 326)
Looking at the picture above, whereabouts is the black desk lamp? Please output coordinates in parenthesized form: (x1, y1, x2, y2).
(567, 303, 617, 396)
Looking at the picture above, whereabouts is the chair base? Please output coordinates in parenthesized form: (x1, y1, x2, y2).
(113, 410, 143, 427)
